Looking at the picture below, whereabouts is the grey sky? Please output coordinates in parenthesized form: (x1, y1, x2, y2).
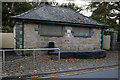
(55, 0, 92, 16)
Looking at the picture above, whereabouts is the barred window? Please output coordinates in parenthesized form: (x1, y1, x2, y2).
(72, 27, 91, 37)
(39, 24, 63, 36)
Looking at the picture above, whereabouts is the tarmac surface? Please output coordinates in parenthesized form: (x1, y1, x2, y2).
(54, 68, 119, 78)
(1, 65, 120, 80)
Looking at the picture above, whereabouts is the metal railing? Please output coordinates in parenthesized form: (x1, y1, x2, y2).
(0, 48, 60, 67)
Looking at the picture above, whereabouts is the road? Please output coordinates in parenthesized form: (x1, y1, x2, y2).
(53, 69, 119, 78)
(2, 66, 120, 80)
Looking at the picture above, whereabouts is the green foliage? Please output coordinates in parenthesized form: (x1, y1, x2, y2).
(2, 26, 12, 32)
(2, 2, 82, 27)
(88, 2, 120, 40)
(2, 26, 11, 30)
(39, 2, 58, 6)
(25, 50, 33, 56)
(2, 2, 59, 27)
(59, 3, 82, 12)
(2, 2, 37, 27)
(88, 2, 119, 29)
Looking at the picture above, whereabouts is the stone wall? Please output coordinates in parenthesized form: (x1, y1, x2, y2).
(110, 31, 118, 50)
(24, 23, 102, 51)
(15, 23, 23, 49)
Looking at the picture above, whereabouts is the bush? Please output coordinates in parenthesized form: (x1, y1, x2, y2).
(25, 50, 33, 56)
(2, 26, 12, 32)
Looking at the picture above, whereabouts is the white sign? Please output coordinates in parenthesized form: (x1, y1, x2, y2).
(67, 30, 71, 34)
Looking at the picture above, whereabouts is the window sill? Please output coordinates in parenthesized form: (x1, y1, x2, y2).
(74, 36, 91, 37)
(40, 35, 63, 37)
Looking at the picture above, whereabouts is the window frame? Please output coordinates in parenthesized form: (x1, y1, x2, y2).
(72, 27, 92, 37)
(39, 24, 64, 37)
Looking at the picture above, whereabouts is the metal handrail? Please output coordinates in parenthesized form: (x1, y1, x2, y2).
(0, 48, 60, 67)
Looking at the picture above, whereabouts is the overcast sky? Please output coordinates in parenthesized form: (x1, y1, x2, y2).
(54, 0, 92, 16)
(29, 0, 119, 17)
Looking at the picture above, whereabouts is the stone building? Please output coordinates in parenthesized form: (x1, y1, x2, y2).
(11, 5, 108, 56)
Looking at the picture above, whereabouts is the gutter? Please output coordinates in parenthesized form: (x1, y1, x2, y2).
(22, 21, 24, 56)
(10, 18, 108, 29)
(101, 28, 104, 49)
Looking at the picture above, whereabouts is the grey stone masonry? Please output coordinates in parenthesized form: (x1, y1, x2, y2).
(110, 31, 118, 50)
(24, 23, 102, 52)
(15, 22, 23, 49)
(116, 42, 120, 50)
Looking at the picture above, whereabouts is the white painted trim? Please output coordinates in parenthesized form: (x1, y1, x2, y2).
(13, 25, 16, 49)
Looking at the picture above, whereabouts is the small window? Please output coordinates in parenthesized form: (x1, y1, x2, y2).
(39, 24, 63, 36)
(72, 27, 91, 37)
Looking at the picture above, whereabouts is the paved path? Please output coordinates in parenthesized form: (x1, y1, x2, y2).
(3, 51, 119, 77)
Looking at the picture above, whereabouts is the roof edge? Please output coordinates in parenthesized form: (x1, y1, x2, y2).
(12, 4, 46, 18)
(11, 17, 109, 28)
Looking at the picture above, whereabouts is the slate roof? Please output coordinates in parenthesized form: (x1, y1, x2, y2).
(12, 5, 108, 26)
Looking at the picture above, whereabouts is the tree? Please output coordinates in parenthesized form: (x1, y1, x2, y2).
(87, 2, 120, 30)
(2, 2, 82, 28)
(87, 2, 120, 41)
(59, 3, 82, 13)
(2, 2, 37, 27)
(2, 2, 59, 27)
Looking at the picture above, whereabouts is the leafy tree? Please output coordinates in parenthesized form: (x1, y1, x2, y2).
(2, 2, 37, 27)
(87, 2, 120, 41)
(2, 2, 59, 27)
(87, 2, 120, 30)
(2, 2, 82, 29)
(59, 3, 82, 13)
